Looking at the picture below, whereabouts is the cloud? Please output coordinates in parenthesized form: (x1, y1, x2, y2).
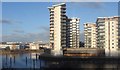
(38, 26, 49, 32)
(79, 2, 104, 9)
(0, 19, 13, 24)
(67, 2, 105, 17)
(2, 32, 49, 43)
(2, 25, 50, 43)
(67, 2, 104, 10)
(13, 30, 25, 33)
(0, 19, 22, 24)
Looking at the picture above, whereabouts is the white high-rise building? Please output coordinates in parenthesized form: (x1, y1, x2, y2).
(96, 16, 120, 56)
(84, 23, 97, 48)
(48, 3, 81, 55)
(66, 18, 80, 48)
(48, 3, 66, 55)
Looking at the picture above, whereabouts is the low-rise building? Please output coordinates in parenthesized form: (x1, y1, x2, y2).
(29, 42, 40, 50)
(0, 42, 20, 50)
(29, 42, 50, 50)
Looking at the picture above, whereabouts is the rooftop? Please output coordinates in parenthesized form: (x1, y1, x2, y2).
(97, 16, 120, 19)
(52, 3, 65, 7)
(48, 3, 66, 9)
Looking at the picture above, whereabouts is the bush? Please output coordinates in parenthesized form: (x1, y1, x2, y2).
(5, 46, 10, 50)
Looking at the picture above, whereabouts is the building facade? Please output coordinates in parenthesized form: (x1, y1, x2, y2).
(48, 3, 80, 55)
(84, 23, 97, 48)
(66, 18, 80, 48)
(48, 3, 67, 55)
(96, 16, 120, 56)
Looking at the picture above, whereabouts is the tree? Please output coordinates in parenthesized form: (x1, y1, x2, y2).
(5, 46, 10, 50)
(79, 41, 84, 47)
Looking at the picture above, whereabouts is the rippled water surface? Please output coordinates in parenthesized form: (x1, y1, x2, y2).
(0, 52, 120, 69)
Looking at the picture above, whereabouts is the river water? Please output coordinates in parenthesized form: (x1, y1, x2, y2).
(1, 53, 45, 69)
(0, 52, 120, 69)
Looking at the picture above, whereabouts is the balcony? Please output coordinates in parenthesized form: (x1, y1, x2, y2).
(50, 14, 54, 16)
(50, 11, 54, 13)
(61, 6, 66, 9)
(50, 25, 54, 28)
(61, 11, 66, 14)
(50, 17, 54, 19)
(61, 14, 66, 17)
(50, 20, 54, 22)
(61, 20, 66, 23)
(98, 24, 105, 26)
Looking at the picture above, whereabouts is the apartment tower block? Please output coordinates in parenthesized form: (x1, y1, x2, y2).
(48, 3, 66, 55)
(84, 23, 97, 48)
(66, 18, 80, 48)
(96, 16, 120, 56)
(48, 3, 80, 55)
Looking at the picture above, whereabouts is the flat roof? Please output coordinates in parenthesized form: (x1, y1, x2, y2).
(84, 22, 96, 24)
(97, 16, 120, 19)
(48, 3, 66, 9)
(52, 3, 65, 7)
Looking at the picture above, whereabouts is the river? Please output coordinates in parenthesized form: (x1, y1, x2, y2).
(0, 52, 120, 70)
(1, 53, 44, 69)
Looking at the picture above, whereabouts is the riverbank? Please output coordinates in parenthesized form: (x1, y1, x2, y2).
(0, 49, 44, 55)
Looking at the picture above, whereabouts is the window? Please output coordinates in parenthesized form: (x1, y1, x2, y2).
(112, 43, 114, 45)
(119, 39, 120, 42)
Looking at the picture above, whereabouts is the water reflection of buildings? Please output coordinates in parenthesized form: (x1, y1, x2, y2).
(40, 53, 120, 69)
(63, 48, 105, 57)
(31, 53, 38, 59)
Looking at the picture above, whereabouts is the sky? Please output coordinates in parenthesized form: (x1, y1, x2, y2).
(1, 2, 119, 42)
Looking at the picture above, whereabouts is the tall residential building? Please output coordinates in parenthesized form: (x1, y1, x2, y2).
(66, 18, 80, 48)
(48, 3, 66, 55)
(96, 16, 120, 56)
(84, 23, 97, 48)
(48, 3, 80, 55)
